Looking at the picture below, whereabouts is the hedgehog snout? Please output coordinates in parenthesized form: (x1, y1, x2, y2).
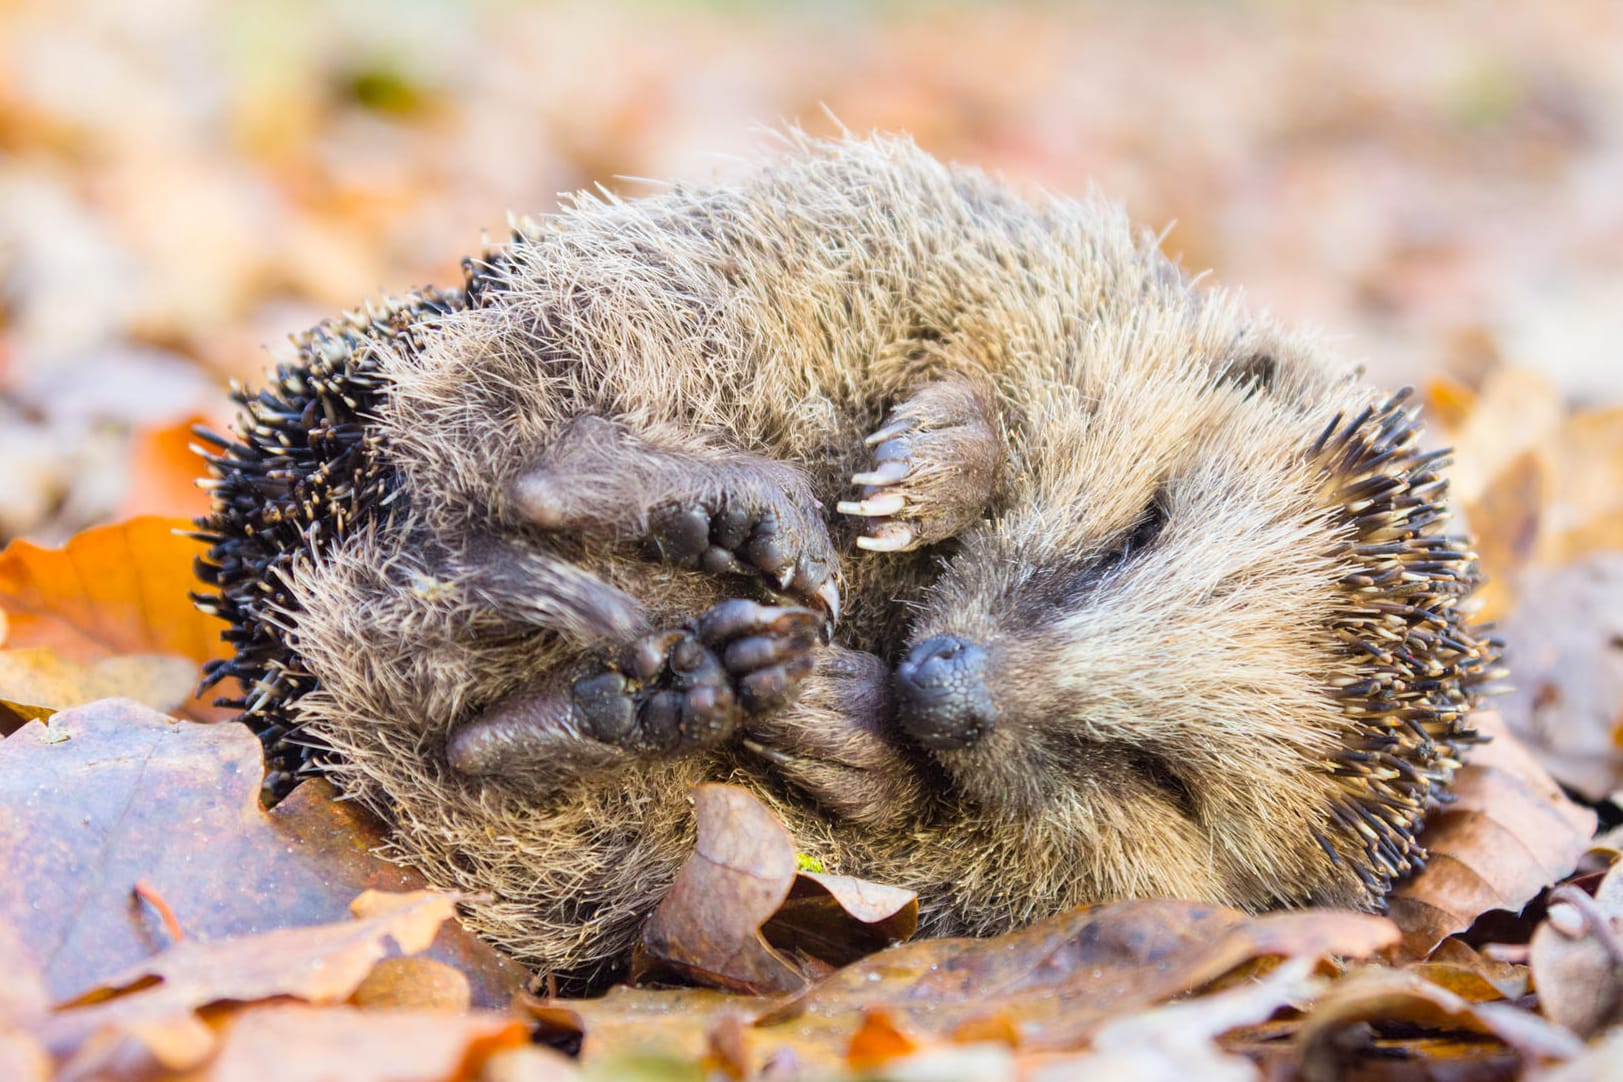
(894, 635, 997, 750)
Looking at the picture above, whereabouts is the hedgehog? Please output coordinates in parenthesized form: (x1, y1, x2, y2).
(194, 134, 1501, 990)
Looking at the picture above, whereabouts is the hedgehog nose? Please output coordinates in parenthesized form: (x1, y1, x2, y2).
(893, 635, 996, 750)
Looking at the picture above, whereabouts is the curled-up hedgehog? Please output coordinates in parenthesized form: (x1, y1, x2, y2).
(195, 134, 1501, 989)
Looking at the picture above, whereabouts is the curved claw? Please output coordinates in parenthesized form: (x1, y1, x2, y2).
(864, 420, 911, 446)
(837, 492, 906, 518)
(855, 523, 914, 552)
(851, 459, 910, 487)
(814, 577, 841, 626)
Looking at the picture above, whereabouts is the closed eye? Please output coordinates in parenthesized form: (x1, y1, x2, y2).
(1096, 496, 1168, 573)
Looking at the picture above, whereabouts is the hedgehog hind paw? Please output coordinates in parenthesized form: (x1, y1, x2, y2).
(643, 492, 840, 623)
(572, 599, 823, 753)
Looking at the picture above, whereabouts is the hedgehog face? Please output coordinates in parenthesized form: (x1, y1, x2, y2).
(894, 367, 1355, 830)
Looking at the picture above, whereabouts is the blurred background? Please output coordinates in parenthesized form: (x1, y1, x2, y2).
(1, 0, 1621, 544)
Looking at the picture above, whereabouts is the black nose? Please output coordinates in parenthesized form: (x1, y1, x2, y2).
(893, 635, 996, 750)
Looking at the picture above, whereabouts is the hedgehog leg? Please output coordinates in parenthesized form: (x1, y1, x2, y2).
(742, 646, 927, 830)
(448, 599, 822, 787)
(838, 380, 1005, 553)
(512, 416, 840, 621)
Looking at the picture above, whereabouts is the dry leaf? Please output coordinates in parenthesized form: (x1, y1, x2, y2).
(636, 784, 916, 994)
(1464, 448, 1542, 621)
(0, 516, 233, 721)
(0, 645, 199, 728)
(117, 414, 216, 522)
(205, 1003, 540, 1082)
(536, 901, 1394, 1073)
(1030, 956, 1322, 1082)
(1294, 967, 1584, 1078)
(1447, 366, 1564, 507)
(527, 986, 803, 1072)
(1410, 939, 1530, 1002)
(1529, 861, 1623, 1038)
(33, 889, 465, 1072)
(349, 957, 473, 1012)
(1494, 553, 1623, 801)
(0, 698, 524, 1008)
(1388, 712, 1597, 957)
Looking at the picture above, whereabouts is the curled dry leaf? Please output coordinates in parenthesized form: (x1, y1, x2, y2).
(1387, 711, 1597, 958)
(205, 1003, 543, 1082)
(0, 698, 524, 1008)
(1294, 966, 1585, 1079)
(1409, 939, 1531, 1002)
(636, 784, 916, 994)
(0, 516, 233, 723)
(1529, 859, 1623, 1038)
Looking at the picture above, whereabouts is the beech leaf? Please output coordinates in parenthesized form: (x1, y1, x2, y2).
(0, 698, 525, 1008)
(1388, 711, 1596, 957)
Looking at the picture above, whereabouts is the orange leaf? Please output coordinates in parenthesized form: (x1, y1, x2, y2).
(117, 415, 217, 522)
(0, 516, 232, 722)
(0, 516, 227, 665)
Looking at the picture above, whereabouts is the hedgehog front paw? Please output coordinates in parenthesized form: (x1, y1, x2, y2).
(839, 381, 1005, 553)
(572, 599, 823, 753)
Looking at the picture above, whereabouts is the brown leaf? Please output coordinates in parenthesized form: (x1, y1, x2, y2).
(763, 873, 918, 971)
(636, 784, 916, 994)
(1388, 711, 1597, 958)
(0, 516, 233, 722)
(527, 986, 805, 1072)
(1294, 967, 1584, 1078)
(204, 1003, 540, 1082)
(34, 889, 464, 1069)
(350, 957, 472, 1012)
(1540, 407, 1623, 566)
(763, 900, 1396, 1053)
(1494, 553, 1623, 801)
(1039, 956, 1322, 1082)
(1410, 939, 1530, 1002)
(1529, 860, 1623, 1038)
(0, 646, 199, 729)
(1463, 448, 1542, 622)
(535, 903, 1393, 1073)
(0, 699, 525, 1008)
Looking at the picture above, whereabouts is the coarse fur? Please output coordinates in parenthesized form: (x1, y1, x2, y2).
(196, 134, 1498, 989)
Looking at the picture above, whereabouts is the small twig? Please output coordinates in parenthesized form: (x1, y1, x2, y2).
(1547, 884, 1623, 966)
(132, 880, 186, 943)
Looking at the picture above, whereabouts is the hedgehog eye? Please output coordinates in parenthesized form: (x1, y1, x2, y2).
(1096, 497, 1168, 572)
